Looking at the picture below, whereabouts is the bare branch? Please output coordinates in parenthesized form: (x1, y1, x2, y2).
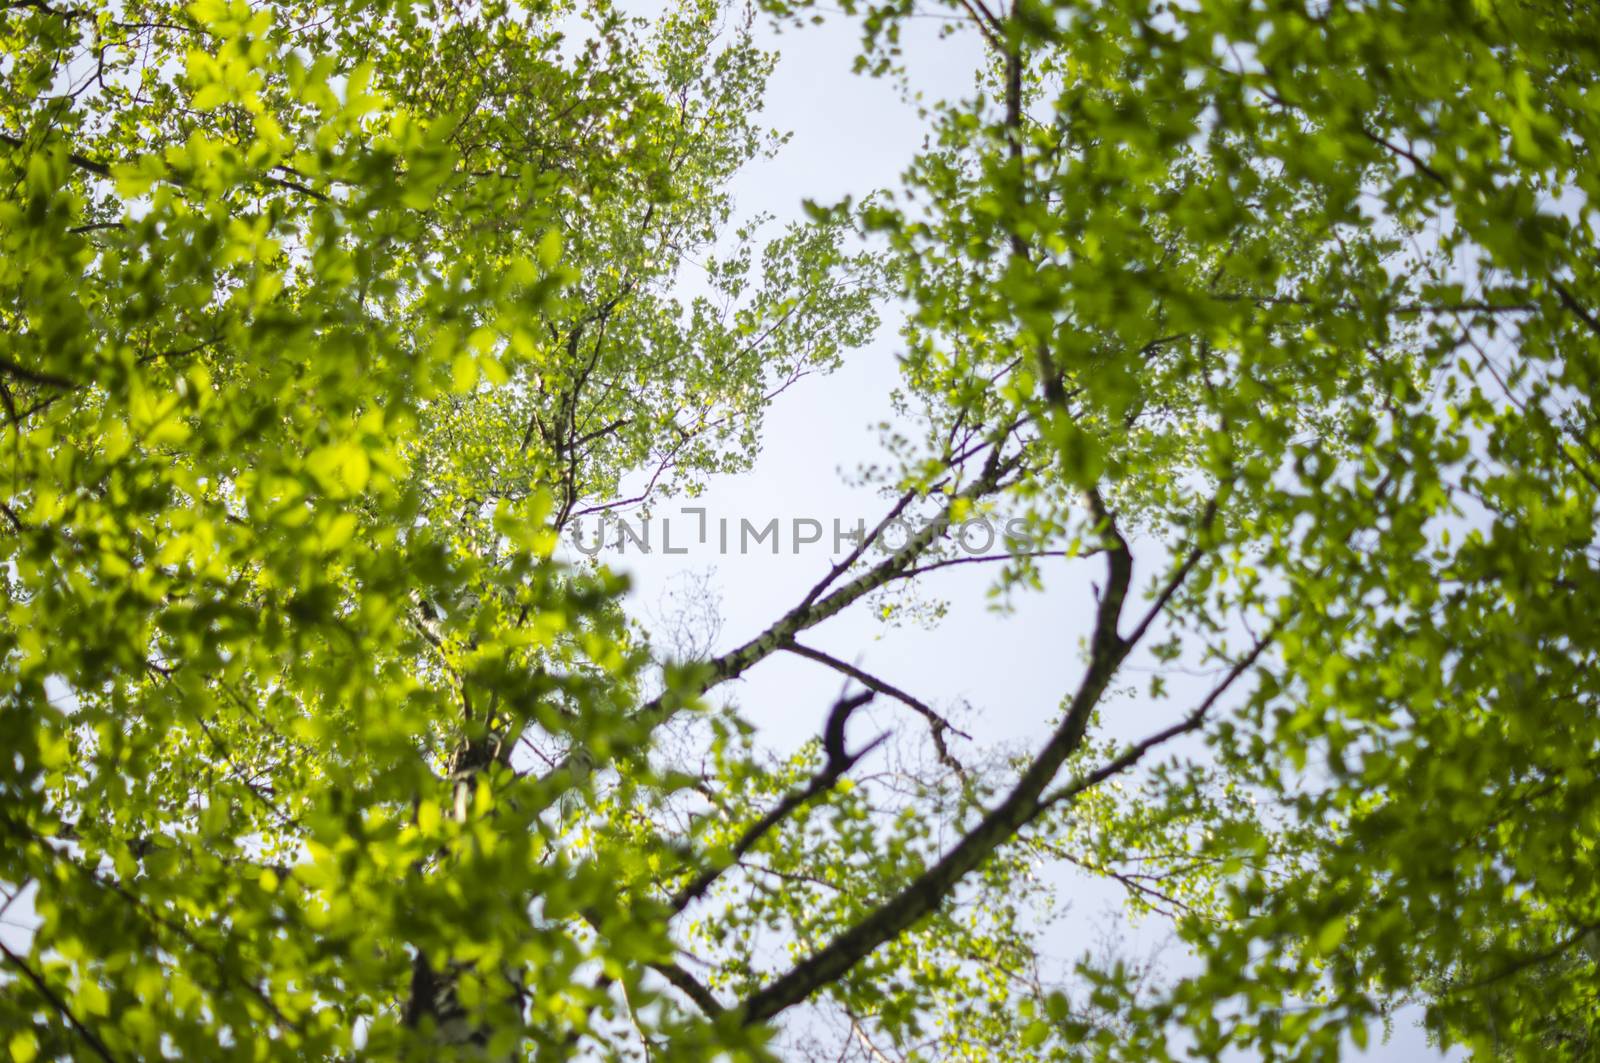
(669, 691, 882, 915)
(783, 641, 968, 774)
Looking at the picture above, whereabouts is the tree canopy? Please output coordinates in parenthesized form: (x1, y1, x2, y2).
(3, 0, 1599, 1059)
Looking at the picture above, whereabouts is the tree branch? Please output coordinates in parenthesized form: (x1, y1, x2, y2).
(1038, 619, 1283, 815)
(782, 641, 968, 774)
(533, 447, 1022, 795)
(652, 960, 725, 1016)
(735, 495, 1136, 1026)
(0, 940, 118, 1062)
(668, 691, 882, 915)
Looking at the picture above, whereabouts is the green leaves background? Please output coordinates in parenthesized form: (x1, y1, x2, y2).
(4, 0, 1600, 1059)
